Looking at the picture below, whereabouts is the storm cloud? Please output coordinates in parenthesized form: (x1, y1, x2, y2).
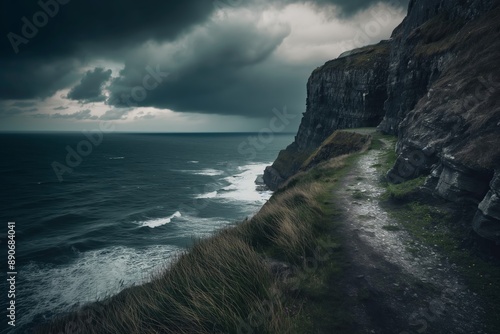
(106, 13, 302, 117)
(67, 68, 112, 103)
(0, 0, 408, 129)
(0, 0, 217, 100)
(1, 0, 217, 58)
(286, 0, 408, 16)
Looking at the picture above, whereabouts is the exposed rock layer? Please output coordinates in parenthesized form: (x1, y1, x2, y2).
(264, 0, 500, 241)
(263, 42, 390, 190)
(385, 2, 500, 241)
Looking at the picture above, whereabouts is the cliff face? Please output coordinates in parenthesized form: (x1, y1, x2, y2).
(379, 0, 498, 134)
(264, 0, 500, 241)
(297, 41, 390, 150)
(263, 42, 390, 190)
(385, 1, 500, 241)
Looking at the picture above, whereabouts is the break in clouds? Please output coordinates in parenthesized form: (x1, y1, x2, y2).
(0, 0, 408, 131)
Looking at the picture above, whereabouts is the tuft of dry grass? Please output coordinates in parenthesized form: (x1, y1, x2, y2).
(33, 128, 369, 334)
(33, 166, 341, 334)
(301, 131, 371, 170)
(34, 232, 289, 334)
(235, 182, 325, 263)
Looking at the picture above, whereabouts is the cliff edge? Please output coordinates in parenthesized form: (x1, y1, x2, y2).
(263, 41, 390, 190)
(264, 0, 500, 242)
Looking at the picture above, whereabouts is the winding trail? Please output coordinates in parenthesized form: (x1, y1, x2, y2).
(332, 139, 486, 334)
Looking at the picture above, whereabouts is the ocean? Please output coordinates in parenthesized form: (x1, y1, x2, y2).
(0, 132, 294, 333)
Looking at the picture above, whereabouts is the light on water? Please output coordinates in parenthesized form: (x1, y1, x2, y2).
(0, 132, 294, 331)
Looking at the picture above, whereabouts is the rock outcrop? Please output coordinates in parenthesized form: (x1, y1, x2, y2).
(264, 0, 500, 241)
(385, 1, 500, 241)
(379, 0, 498, 134)
(263, 41, 390, 190)
(474, 171, 500, 241)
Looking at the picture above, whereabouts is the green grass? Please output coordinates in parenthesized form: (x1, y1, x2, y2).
(34, 133, 368, 334)
(374, 135, 397, 172)
(369, 138, 385, 151)
(279, 145, 377, 333)
(284, 194, 355, 334)
(272, 147, 313, 180)
(352, 190, 368, 200)
(382, 225, 402, 231)
(35, 126, 500, 333)
(382, 176, 426, 201)
(301, 130, 371, 170)
(317, 41, 390, 71)
(383, 190, 500, 333)
(375, 130, 500, 333)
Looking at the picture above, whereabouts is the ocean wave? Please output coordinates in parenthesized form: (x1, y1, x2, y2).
(15, 245, 180, 331)
(173, 214, 231, 238)
(193, 169, 225, 176)
(137, 211, 182, 228)
(195, 191, 218, 199)
(173, 168, 225, 176)
(218, 163, 273, 203)
(109, 157, 125, 160)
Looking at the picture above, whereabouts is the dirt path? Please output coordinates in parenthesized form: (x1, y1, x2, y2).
(333, 140, 487, 334)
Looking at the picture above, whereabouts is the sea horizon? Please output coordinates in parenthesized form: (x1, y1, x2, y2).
(0, 132, 294, 332)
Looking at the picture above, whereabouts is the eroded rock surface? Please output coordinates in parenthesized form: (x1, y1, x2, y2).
(264, 42, 390, 190)
(265, 0, 500, 241)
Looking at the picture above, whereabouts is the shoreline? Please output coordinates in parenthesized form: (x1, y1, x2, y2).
(29, 130, 500, 333)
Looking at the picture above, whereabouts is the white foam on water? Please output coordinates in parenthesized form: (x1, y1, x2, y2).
(195, 191, 218, 199)
(173, 168, 225, 176)
(193, 169, 225, 176)
(174, 214, 231, 238)
(17, 244, 180, 330)
(137, 211, 182, 228)
(188, 161, 199, 164)
(219, 163, 273, 203)
(109, 157, 125, 160)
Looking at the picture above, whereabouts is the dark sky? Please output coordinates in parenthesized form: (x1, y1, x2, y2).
(0, 0, 408, 132)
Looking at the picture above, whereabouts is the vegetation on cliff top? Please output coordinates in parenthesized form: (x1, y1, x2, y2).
(34, 129, 500, 333)
(301, 131, 371, 171)
(314, 41, 390, 73)
(34, 134, 371, 334)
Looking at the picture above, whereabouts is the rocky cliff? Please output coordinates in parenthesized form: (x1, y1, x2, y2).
(384, 0, 500, 242)
(379, 0, 498, 134)
(264, 0, 500, 242)
(263, 41, 390, 190)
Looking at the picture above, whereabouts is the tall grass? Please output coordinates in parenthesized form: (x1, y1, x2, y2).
(235, 182, 325, 263)
(35, 232, 290, 334)
(34, 180, 333, 334)
(34, 133, 369, 334)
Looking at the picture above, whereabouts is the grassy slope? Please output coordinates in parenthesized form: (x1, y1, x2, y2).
(33, 135, 370, 334)
(34, 131, 500, 333)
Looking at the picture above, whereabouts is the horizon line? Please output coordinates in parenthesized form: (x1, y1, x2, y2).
(0, 130, 297, 135)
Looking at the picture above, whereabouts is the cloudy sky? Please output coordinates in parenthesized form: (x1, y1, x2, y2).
(0, 0, 407, 132)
